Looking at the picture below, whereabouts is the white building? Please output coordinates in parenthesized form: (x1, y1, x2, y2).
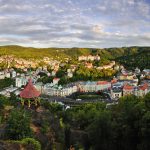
(0, 71, 5, 79)
(53, 78, 60, 85)
(135, 67, 141, 75)
(0, 71, 11, 79)
(43, 83, 78, 97)
(134, 83, 149, 97)
(122, 83, 149, 97)
(96, 81, 111, 91)
(111, 88, 122, 99)
(51, 71, 56, 76)
(78, 55, 100, 61)
(16, 77, 28, 87)
(11, 70, 17, 78)
(0, 86, 18, 97)
(5, 72, 11, 78)
(78, 81, 111, 92)
(34, 82, 44, 93)
(79, 82, 97, 92)
(68, 72, 73, 78)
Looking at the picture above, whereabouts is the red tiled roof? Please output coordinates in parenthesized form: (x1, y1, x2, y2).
(97, 81, 110, 85)
(111, 79, 117, 84)
(53, 78, 60, 81)
(123, 84, 134, 90)
(139, 83, 148, 91)
(20, 79, 40, 98)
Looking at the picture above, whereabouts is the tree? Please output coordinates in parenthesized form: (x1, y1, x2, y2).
(5, 108, 33, 140)
(38, 72, 47, 77)
(21, 138, 41, 150)
(0, 78, 14, 90)
(0, 95, 9, 109)
(9, 92, 19, 106)
(87, 111, 112, 150)
(138, 111, 150, 150)
(144, 93, 150, 109)
(64, 125, 71, 149)
(58, 76, 69, 85)
(37, 76, 53, 84)
(56, 70, 66, 78)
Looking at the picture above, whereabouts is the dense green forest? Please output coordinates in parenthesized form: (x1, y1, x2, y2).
(0, 45, 149, 59)
(0, 45, 149, 69)
(0, 78, 15, 90)
(0, 93, 150, 150)
(116, 48, 150, 70)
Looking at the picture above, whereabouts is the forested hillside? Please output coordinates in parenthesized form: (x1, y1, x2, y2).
(0, 45, 149, 69)
(116, 48, 150, 69)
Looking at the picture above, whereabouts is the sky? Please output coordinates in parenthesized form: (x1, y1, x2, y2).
(0, 0, 150, 48)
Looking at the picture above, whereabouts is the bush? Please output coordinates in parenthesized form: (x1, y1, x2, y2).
(21, 138, 41, 150)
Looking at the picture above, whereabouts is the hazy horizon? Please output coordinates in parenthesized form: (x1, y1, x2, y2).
(0, 44, 150, 49)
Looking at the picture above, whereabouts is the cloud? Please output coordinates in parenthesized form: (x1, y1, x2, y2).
(0, 0, 149, 48)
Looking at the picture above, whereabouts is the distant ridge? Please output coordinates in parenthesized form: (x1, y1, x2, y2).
(0, 45, 149, 69)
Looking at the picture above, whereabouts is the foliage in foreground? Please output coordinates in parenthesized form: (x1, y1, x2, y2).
(60, 93, 150, 150)
(5, 108, 33, 140)
(6, 138, 41, 150)
(0, 92, 150, 150)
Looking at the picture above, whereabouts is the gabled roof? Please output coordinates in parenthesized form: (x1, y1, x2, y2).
(20, 79, 40, 98)
(139, 83, 148, 91)
(53, 78, 60, 80)
(97, 81, 110, 85)
(123, 84, 134, 91)
(111, 79, 117, 84)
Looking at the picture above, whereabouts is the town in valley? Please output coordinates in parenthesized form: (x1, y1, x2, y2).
(0, 52, 150, 108)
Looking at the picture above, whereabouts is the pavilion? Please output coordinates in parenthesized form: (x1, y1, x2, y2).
(20, 79, 41, 107)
